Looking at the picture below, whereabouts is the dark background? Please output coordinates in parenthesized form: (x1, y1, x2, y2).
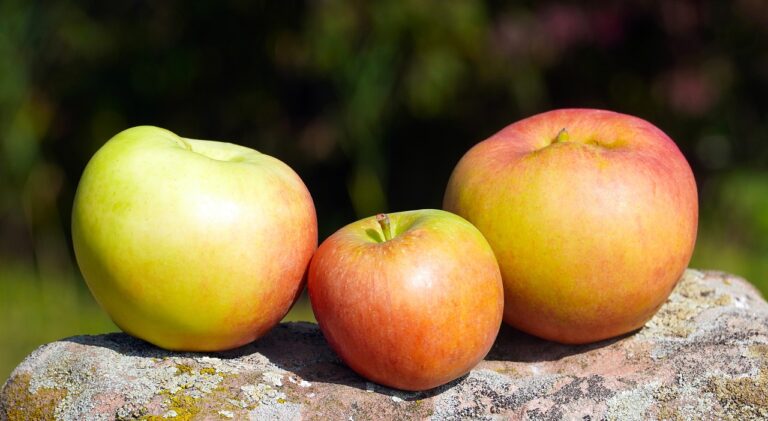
(2, 0, 767, 380)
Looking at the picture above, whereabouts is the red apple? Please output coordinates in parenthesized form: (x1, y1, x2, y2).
(308, 210, 504, 391)
(444, 109, 698, 344)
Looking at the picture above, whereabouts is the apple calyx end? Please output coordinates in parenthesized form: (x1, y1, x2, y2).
(555, 128, 570, 143)
(376, 213, 393, 242)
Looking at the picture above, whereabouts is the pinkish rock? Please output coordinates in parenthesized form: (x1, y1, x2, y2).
(2, 269, 768, 420)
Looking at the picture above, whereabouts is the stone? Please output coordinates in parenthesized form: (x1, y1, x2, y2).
(2, 269, 768, 420)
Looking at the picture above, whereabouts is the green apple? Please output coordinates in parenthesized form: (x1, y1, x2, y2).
(444, 109, 698, 344)
(308, 210, 504, 391)
(72, 126, 317, 351)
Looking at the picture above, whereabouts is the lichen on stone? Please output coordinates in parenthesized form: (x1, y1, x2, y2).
(2, 270, 768, 420)
(174, 364, 194, 376)
(0, 373, 67, 421)
(198, 367, 216, 376)
(143, 391, 201, 421)
(639, 270, 735, 339)
(705, 345, 768, 419)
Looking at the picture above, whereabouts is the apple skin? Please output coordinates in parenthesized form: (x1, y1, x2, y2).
(72, 126, 317, 351)
(308, 210, 504, 391)
(444, 109, 698, 344)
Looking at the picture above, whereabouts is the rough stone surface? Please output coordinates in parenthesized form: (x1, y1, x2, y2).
(2, 269, 768, 420)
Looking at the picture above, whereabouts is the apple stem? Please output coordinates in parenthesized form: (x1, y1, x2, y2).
(376, 213, 393, 242)
(556, 128, 570, 143)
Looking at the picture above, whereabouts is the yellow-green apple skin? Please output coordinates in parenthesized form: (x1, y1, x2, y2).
(443, 109, 698, 344)
(308, 210, 504, 391)
(72, 126, 317, 351)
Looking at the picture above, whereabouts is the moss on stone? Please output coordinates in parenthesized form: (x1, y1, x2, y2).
(199, 367, 217, 376)
(642, 271, 736, 338)
(714, 294, 732, 306)
(2, 276, 766, 421)
(708, 376, 768, 418)
(0, 373, 67, 421)
(141, 390, 202, 421)
(493, 366, 519, 377)
(653, 385, 684, 421)
(175, 363, 194, 376)
(706, 345, 768, 419)
(656, 405, 684, 421)
(166, 393, 202, 420)
(750, 344, 768, 362)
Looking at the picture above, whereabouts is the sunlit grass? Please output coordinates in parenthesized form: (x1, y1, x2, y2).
(691, 238, 768, 293)
(0, 264, 315, 383)
(283, 292, 317, 323)
(690, 171, 768, 294)
(0, 264, 115, 383)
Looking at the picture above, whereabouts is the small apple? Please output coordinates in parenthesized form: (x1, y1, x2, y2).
(444, 109, 698, 344)
(72, 126, 317, 351)
(308, 210, 504, 391)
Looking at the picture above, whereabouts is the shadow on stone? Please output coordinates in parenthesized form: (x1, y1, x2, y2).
(14, 270, 768, 420)
(242, 323, 465, 400)
(60, 324, 479, 400)
(63, 332, 179, 359)
(485, 325, 636, 363)
(62, 321, 628, 400)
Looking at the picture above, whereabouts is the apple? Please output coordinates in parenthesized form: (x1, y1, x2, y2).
(72, 126, 317, 351)
(444, 109, 698, 344)
(308, 210, 504, 391)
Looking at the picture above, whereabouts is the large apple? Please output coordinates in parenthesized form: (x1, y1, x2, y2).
(72, 126, 317, 351)
(444, 109, 698, 344)
(308, 210, 503, 391)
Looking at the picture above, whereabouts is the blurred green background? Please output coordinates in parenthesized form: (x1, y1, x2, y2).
(1, 1, 767, 382)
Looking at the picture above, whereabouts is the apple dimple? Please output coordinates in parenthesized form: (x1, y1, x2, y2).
(365, 213, 414, 244)
(172, 136, 192, 151)
(182, 138, 260, 163)
(543, 128, 625, 151)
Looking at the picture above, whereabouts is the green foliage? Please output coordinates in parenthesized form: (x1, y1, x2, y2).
(0, 263, 316, 382)
(0, 264, 115, 382)
(0, 0, 767, 382)
(691, 172, 768, 290)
